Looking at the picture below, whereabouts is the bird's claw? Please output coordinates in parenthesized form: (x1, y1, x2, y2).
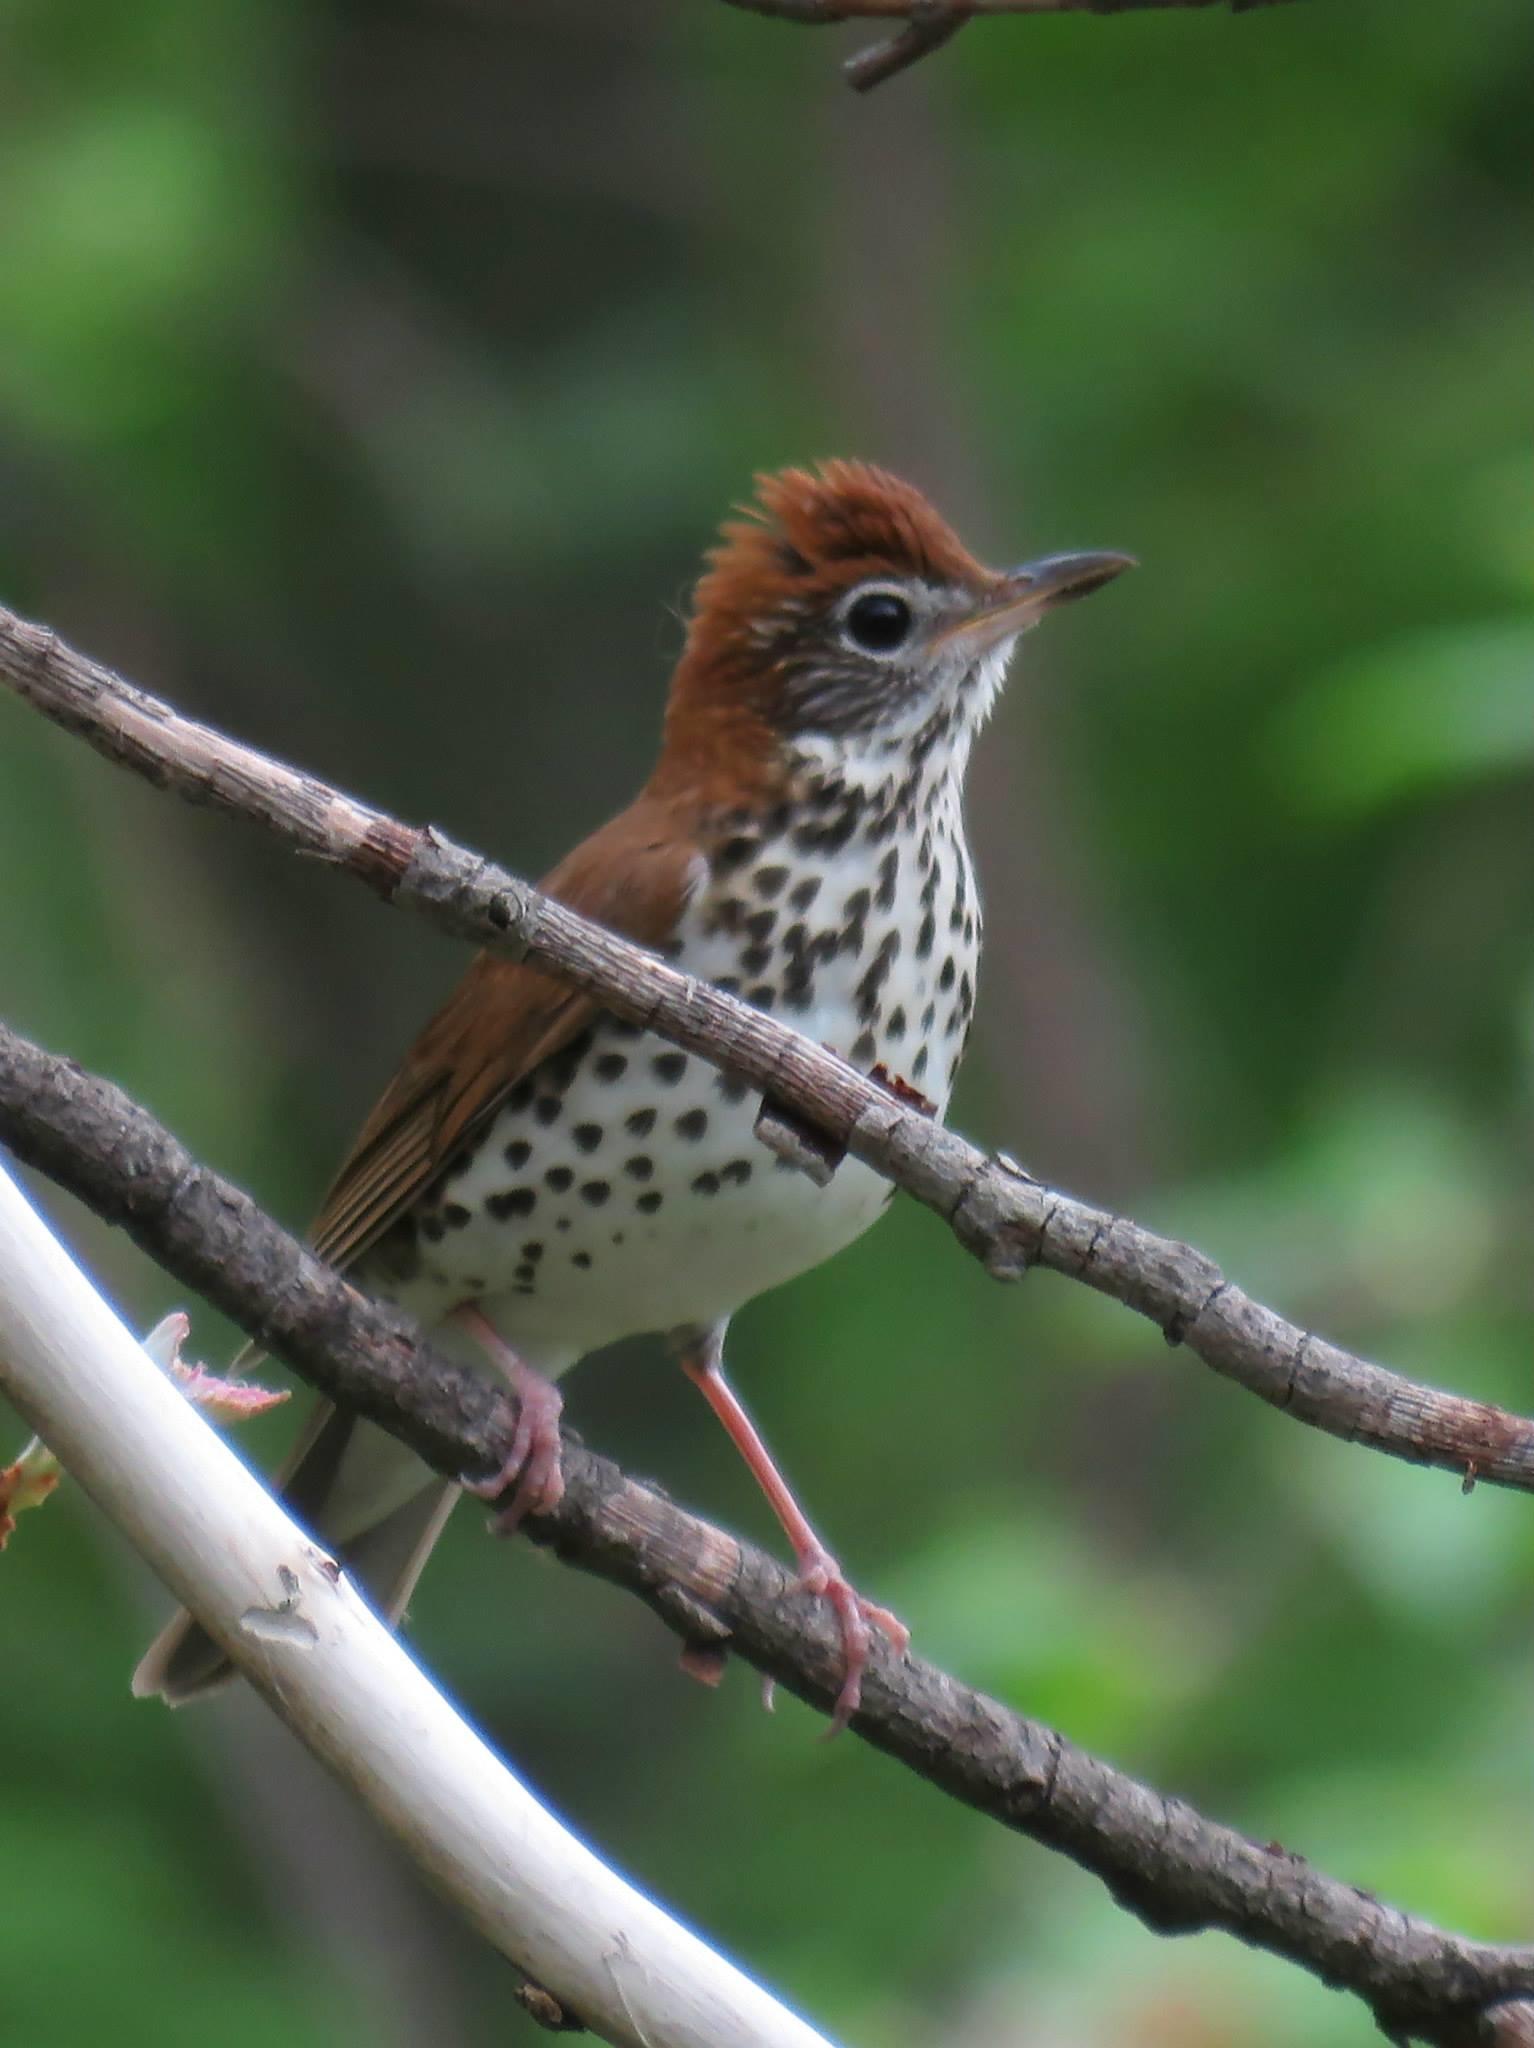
(794, 1545, 908, 1735)
(462, 1371, 565, 1531)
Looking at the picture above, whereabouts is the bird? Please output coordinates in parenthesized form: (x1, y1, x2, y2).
(135, 461, 1132, 1727)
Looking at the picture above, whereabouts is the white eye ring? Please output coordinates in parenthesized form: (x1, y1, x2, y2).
(838, 583, 918, 660)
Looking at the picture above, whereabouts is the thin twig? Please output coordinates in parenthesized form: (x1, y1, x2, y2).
(844, 5, 972, 91)
(0, 601, 1530, 1500)
(719, 0, 1303, 90)
(0, 1020, 1530, 2044)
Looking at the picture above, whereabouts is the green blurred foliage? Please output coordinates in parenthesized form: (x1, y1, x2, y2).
(2, 0, 1532, 2040)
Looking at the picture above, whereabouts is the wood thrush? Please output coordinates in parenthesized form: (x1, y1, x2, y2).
(136, 461, 1132, 1726)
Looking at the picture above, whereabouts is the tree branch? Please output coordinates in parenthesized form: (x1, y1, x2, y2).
(1, 1018, 1531, 2044)
(1, 599, 1530, 1500)
(717, 0, 1303, 92)
(0, 1153, 836, 2048)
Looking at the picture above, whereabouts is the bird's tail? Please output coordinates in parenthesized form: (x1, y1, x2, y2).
(132, 1397, 458, 1705)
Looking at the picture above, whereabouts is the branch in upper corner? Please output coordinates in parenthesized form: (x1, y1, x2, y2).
(0, 1016, 1531, 2044)
(844, 6, 972, 91)
(0, 599, 1531, 1503)
(717, 0, 1305, 93)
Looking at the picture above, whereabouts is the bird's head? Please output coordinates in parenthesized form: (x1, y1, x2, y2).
(657, 460, 1132, 799)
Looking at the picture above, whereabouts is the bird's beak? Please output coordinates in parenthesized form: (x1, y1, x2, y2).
(943, 550, 1136, 656)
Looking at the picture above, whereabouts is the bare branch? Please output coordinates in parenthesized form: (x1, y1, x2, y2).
(1, 600, 1530, 1499)
(718, 0, 1303, 91)
(0, 1153, 837, 2048)
(0, 1018, 1530, 2043)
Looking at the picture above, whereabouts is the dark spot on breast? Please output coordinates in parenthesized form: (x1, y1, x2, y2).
(843, 886, 871, 923)
(911, 1045, 930, 1079)
(624, 1155, 654, 1180)
(572, 1250, 593, 1269)
(753, 865, 790, 899)
(745, 908, 776, 943)
(572, 1123, 603, 1153)
(421, 1215, 445, 1244)
(916, 910, 936, 959)
(788, 875, 821, 912)
(920, 1000, 937, 1033)
(535, 1095, 562, 1125)
(442, 1202, 471, 1229)
(506, 1079, 536, 1114)
(851, 1028, 877, 1064)
(741, 942, 772, 976)
(594, 1053, 627, 1083)
(544, 1033, 592, 1092)
(488, 1188, 537, 1219)
(886, 1006, 907, 1039)
(692, 1170, 721, 1195)
(714, 974, 742, 996)
(781, 962, 813, 1010)
(505, 1139, 532, 1170)
(522, 1241, 544, 1262)
(794, 805, 859, 857)
(876, 849, 900, 911)
(717, 836, 755, 872)
(545, 1166, 574, 1193)
(637, 1190, 663, 1213)
(580, 1180, 611, 1205)
(938, 956, 956, 992)
(748, 984, 775, 1011)
(514, 1262, 536, 1284)
(653, 1053, 687, 1084)
(626, 1106, 657, 1137)
(716, 1070, 752, 1101)
(856, 932, 900, 1020)
(721, 1159, 753, 1185)
(675, 1108, 707, 1140)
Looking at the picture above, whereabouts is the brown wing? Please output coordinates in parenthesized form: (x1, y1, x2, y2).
(309, 797, 700, 1274)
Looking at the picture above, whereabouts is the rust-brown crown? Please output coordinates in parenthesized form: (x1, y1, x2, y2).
(696, 461, 990, 624)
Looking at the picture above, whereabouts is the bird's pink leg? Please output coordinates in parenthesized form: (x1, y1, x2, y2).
(454, 1304, 565, 1530)
(676, 1324, 908, 1733)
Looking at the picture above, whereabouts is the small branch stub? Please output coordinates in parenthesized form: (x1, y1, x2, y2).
(717, 0, 1306, 92)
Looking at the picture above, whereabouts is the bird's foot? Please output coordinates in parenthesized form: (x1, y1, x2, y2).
(461, 1358, 566, 1531)
(793, 1542, 909, 1735)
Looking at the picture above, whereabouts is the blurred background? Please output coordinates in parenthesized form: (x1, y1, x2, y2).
(2, 0, 1532, 2041)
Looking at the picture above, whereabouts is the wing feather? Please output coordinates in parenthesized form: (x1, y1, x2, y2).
(308, 799, 699, 1274)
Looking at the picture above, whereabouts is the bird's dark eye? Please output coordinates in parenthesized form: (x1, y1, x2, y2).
(843, 589, 914, 656)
